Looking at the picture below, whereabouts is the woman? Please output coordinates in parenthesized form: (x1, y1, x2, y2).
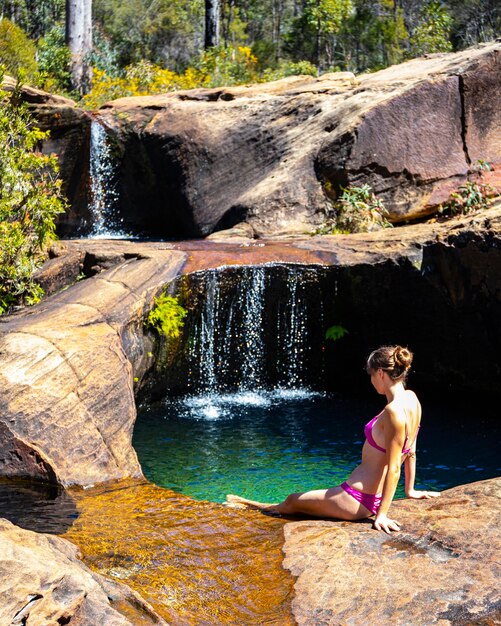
(226, 345, 440, 533)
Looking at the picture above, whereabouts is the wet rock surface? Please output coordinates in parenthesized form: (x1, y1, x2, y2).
(62, 479, 295, 625)
(282, 478, 501, 626)
(0, 516, 168, 625)
(94, 43, 500, 237)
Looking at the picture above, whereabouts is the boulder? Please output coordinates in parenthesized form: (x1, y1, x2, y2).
(0, 517, 167, 625)
(0, 244, 186, 486)
(282, 478, 501, 625)
(94, 43, 500, 238)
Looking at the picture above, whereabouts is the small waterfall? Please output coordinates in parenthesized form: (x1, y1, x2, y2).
(237, 267, 266, 389)
(278, 267, 323, 388)
(186, 265, 325, 396)
(88, 119, 126, 238)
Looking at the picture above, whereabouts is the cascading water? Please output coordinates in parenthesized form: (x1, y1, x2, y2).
(181, 264, 325, 418)
(88, 118, 127, 238)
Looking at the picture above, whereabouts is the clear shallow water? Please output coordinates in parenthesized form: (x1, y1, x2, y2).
(133, 389, 501, 504)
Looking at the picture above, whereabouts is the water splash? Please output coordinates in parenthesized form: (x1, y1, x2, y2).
(186, 265, 325, 402)
(88, 119, 127, 238)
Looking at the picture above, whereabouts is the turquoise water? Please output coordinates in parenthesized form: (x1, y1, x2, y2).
(133, 389, 501, 504)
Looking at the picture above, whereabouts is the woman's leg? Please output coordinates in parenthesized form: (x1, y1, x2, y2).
(226, 486, 372, 520)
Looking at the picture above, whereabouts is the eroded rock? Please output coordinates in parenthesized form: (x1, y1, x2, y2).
(282, 478, 501, 625)
(94, 43, 500, 237)
(0, 517, 168, 625)
(0, 245, 186, 486)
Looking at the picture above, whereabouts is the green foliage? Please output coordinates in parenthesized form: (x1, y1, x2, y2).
(410, 1, 453, 56)
(37, 25, 72, 93)
(439, 181, 494, 216)
(0, 18, 37, 79)
(262, 59, 317, 80)
(325, 325, 348, 341)
(147, 293, 187, 339)
(197, 45, 259, 87)
(316, 185, 392, 234)
(2, 0, 499, 101)
(0, 70, 66, 313)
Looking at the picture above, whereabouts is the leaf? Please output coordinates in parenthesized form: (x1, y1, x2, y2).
(325, 325, 348, 341)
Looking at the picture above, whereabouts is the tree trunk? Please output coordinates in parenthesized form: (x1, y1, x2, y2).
(66, 0, 92, 95)
(205, 0, 220, 48)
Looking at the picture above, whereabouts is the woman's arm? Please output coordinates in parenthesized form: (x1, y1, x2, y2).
(405, 443, 441, 499)
(373, 407, 406, 534)
(404, 446, 417, 496)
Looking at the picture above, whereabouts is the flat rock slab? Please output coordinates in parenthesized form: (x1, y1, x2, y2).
(283, 478, 501, 626)
(0, 517, 167, 625)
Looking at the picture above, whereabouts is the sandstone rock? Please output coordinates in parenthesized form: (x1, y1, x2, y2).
(0, 244, 186, 486)
(282, 478, 501, 625)
(1, 75, 92, 235)
(94, 43, 500, 238)
(0, 517, 168, 625)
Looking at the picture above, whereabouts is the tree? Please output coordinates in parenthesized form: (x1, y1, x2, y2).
(65, 0, 92, 94)
(205, 0, 220, 47)
(410, 0, 452, 55)
(303, 0, 353, 69)
(0, 72, 66, 313)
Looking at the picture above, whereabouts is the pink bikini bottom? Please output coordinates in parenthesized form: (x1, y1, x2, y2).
(340, 482, 382, 515)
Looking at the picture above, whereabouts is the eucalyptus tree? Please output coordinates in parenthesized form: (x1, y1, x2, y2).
(65, 0, 92, 94)
(205, 0, 220, 47)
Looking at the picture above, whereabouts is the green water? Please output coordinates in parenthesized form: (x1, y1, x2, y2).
(133, 389, 501, 504)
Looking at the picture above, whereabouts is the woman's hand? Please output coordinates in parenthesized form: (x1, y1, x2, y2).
(373, 512, 401, 534)
(406, 489, 441, 499)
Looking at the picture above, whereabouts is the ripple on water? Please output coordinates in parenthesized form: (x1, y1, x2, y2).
(63, 480, 295, 625)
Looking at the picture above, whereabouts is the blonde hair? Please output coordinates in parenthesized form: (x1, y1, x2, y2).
(366, 345, 413, 382)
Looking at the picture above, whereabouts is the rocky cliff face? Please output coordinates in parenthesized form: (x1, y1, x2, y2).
(0, 201, 499, 486)
(94, 42, 500, 238)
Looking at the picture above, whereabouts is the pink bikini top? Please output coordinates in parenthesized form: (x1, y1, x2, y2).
(364, 415, 419, 455)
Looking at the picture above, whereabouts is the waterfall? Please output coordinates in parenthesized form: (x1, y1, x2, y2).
(278, 267, 322, 388)
(186, 265, 324, 396)
(88, 119, 126, 238)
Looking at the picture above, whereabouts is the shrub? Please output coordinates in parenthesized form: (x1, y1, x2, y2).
(0, 71, 66, 313)
(315, 184, 392, 234)
(147, 293, 187, 339)
(438, 160, 498, 216)
(81, 62, 208, 109)
(0, 18, 37, 80)
(37, 25, 72, 94)
(261, 60, 318, 81)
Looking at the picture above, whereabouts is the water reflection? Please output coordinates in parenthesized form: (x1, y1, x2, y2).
(0, 479, 78, 534)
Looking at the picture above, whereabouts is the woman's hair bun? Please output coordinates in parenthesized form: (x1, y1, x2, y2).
(393, 346, 412, 369)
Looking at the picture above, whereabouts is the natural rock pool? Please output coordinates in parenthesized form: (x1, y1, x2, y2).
(133, 388, 500, 504)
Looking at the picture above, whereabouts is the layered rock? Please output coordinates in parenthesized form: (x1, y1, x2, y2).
(283, 478, 501, 625)
(0, 517, 167, 625)
(95, 42, 500, 238)
(0, 245, 186, 486)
